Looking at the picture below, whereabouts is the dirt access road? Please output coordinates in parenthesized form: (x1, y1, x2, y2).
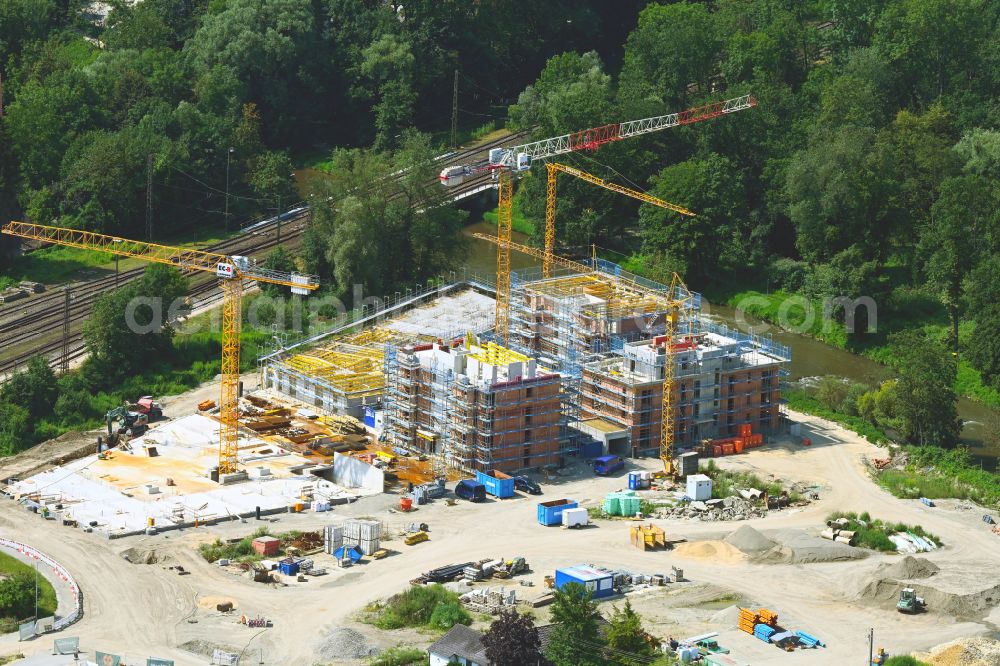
(0, 406, 997, 665)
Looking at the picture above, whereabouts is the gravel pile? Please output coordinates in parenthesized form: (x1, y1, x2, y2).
(656, 495, 766, 522)
(179, 640, 242, 657)
(724, 525, 777, 555)
(920, 637, 1000, 666)
(317, 627, 379, 660)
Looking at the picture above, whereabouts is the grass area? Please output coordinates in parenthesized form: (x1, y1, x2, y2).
(483, 196, 536, 235)
(700, 459, 803, 502)
(878, 446, 1000, 507)
(727, 290, 849, 348)
(825, 511, 941, 552)
(0, 552, 58, 629)
(368, 647, 426, 666)
(884, 657, 929, 666)
(784, 387, 889, 444)
(362, 584, 472, 632)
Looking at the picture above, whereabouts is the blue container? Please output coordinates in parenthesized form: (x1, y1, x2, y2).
(919, 497, 935, 507)
(476, 471, 515, 498)
(537, 499, 578, 526)
(363, 406, 376, 427)
(278, 559, 299, 576)
(580, 440, 603, 459)
(334, 545, 362, 563)
(628, 472, 640, 490)
(554, 565, 614, 598)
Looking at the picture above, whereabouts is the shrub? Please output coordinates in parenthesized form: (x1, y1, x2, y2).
(368, 647, 426, 666)
(371, 584, 469, 631)
(429, 600, 472, 630)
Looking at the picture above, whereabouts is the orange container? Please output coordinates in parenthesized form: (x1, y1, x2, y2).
(739, 424, 752, 437)
(734, 440, 745, 454)
(400, 497, 413, 511)
(722, 443, 735, 456)
(713, 445, 723, 457)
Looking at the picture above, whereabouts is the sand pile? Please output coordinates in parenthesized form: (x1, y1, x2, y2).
(198, 596, 238, 610)
(854, 559, 1000, 618)
(673, 540, 746, 564)
(916, 636, 1000, 666)
(120, 547, 165, 564)
(768, 529, 867, 564)
(710, 605, 743, 625)
(879, 555, 940, 580)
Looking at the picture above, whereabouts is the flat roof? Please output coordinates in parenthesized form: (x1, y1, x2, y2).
(579, 418, 625, 434)
(558, 565, 612, 580)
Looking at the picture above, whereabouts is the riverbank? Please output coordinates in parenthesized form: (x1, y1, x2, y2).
(786, 385, 1000, 508)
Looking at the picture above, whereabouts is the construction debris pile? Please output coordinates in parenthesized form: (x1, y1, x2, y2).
(738, 606, 824, 651)
(656, 495, 767, 522)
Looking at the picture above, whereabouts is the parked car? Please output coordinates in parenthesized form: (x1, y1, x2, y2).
(592, 455, 625, 476)
(454, 479, 486, 502)
(513, 476, 542, 495)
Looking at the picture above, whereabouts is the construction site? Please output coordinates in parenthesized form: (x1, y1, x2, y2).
(0, 93, 997, 666)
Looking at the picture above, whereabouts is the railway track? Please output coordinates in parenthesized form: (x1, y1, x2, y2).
(0, 132, 521, 378)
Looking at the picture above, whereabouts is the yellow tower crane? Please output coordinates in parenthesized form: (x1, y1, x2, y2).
(1, 221, 319, 475)
(542, 162, 696, 278)
(472, 232, 694, 475)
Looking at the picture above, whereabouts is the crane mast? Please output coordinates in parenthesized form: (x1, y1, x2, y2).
(1, 221, 319, 475)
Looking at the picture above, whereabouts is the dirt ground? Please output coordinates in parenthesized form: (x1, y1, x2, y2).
(0, 402, 998, 665)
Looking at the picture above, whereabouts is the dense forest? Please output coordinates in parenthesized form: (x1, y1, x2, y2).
(1, 0, 1000, 458)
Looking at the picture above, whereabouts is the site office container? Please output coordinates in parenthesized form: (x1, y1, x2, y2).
(593, 455, 625, 476)
(537, 499, 577, 526)
(455, 479, 486, 502)
(554, 565, 614, 598)
(476, 470, 515, 498)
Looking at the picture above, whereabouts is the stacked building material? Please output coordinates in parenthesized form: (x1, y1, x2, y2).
(603, 490, 640, 516)
(754, 624, 776, 642)
(758, 608, 779, 626)
(323, 525, 344, 554)
(344, 519, 381, 555)
(737, 608, 759, 634)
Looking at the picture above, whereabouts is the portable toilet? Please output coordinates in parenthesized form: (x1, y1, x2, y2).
(686, 474, 712, 501)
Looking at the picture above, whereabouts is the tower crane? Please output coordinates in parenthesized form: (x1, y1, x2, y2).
(542, 162, 696, 278)
(443, 95, 756, 477)
(440, 94, 755, 344)
(1, 222, 319, 475)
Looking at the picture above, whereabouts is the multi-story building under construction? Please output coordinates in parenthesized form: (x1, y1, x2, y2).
(576, 323, 789, 458)
(382, 337, 562, 474)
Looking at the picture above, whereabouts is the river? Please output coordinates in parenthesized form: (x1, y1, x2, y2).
(459, 223, 998, 462)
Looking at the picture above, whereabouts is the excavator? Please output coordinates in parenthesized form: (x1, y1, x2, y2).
(106, 405, 148, 441)
(896, 588, 926, 614)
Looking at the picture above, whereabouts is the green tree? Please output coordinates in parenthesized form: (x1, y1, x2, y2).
(969, 306, 1000, 391)
(361, 34, 416, 151)
(508, 51, 613, 137)
(921, 175, 995, 352)
(250, 151, 297, 214)
(545, 582, 605, 666)
(0, 356, 57, 421)
(83, 265, 188, 381)
(0, 403, 31, 456)
(0, 572, 38, 620)
(618, 2, 721, 109)
(639, 154, 746, 282)
(483, 609, 543, 666)
(891, 333, 961, 447)
(605, 599, 655, 665)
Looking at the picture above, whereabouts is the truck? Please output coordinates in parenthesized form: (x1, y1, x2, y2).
(454, 479, 486, 502)
(592, 455, 625, 476)
(131, 396, 163, 421)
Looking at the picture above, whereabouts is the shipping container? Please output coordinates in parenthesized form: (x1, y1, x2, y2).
(580, 440, 604, 459)
(554, 565, 615, 598)
(538, 499, 578, 526)
(476, 471, 515, 498)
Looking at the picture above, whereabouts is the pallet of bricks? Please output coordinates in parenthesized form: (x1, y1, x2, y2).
(738, 607, 779, 643)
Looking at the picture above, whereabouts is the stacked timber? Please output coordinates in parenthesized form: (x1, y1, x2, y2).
(738, 608, 759, 634)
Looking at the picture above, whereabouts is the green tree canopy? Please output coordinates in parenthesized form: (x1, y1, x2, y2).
(545, 582, 605, 666)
